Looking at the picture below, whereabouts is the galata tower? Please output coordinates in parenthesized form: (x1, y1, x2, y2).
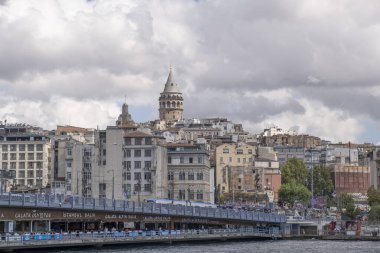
(159, 67, 184, 123)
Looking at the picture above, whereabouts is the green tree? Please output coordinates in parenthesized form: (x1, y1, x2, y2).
(367, 186, 380, 207)
(279, 181, 311, 207)
(369, 205, 380, 221)
(309, 165, 333, 197)
(281, 158, 308, 186)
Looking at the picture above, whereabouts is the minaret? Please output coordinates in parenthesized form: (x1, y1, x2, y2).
(159, 66, 184, 123)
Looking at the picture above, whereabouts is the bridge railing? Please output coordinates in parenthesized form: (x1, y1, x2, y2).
(0, 227, 282, 245)
(0, 193, 286, 223)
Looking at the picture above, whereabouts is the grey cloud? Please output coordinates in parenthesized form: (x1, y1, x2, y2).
(0, 0, 379, 142)
(184, 89, 305, 123)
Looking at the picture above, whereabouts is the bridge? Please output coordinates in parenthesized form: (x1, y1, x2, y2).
(0, 193, 286, 236)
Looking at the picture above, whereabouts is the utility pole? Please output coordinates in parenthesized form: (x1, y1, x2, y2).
(107, 170, 115, 201)
(311, 150, 314, 208)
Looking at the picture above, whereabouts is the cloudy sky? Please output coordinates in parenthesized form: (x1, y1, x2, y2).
(0, 0, 380, 143)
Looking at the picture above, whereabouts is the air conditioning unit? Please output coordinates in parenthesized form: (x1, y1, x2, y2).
(127, 167, 131, 171)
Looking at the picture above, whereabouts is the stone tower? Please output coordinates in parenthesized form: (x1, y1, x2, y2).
(116, 102, 134, 127)
(159, 67, 184, 122)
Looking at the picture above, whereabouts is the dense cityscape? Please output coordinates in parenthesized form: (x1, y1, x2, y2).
(1, 68, 379, 219)
(1, 0, 380, 251)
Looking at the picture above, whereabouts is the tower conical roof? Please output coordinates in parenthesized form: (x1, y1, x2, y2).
(163, 67, 181, 93)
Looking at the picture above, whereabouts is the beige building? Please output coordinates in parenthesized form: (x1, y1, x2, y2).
(215, 143, 256, 195)
(158, 67, 184, 125)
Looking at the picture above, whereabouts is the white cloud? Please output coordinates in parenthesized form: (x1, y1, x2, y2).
(0, 0, 379, 143)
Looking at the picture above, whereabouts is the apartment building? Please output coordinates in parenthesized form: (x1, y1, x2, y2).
(167, 143, 212, 202)
(215, 143, 256, 195)
(0, 123, 51, 192)
(122, 131, 168, 202)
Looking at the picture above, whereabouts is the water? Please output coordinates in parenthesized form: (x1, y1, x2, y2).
(39, 240, 380, 253)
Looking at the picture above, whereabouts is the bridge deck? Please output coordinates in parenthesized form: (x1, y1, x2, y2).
(0, 193, 286, 224)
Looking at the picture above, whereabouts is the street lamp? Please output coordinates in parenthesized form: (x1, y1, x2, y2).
(137, 178, 141, 205)
(76, 170, 80, 196)
(107, 170, 115, 201)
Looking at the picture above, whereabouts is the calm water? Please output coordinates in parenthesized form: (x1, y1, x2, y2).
(38, 240, 380, 253)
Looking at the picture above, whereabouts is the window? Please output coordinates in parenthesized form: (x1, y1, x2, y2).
(144, 184, 152, 192)
(10, 145, 17, 151)
(102, 149, 106, 156)
(197, 172, 203, 180)
(168, 172, 174, 181)
(144, 172, 151, 180)
(248, 149, 253, 154)
(168, 156, 172, 164)
(19, 144, 25, 151)
(179, 172, 186, 180)
(220, 157, 223, 162)
(135, 138, 142, 145)
(84, 163, 91, 169)
(84, 150, 91, 157)
(188, 190, 194, 200)
(67, 161, 72, 168)
(36, 144, 43, 151)
(27, 171, 34, 178)
(125, 138, 131, 145)
(243, 158, 246, 163)
(19, 153, 25, 160)
(36, 153, 43, 160)
(19, 162, 25, 169)
(67, 172, 71, 180)
(189, 157, 193, 164)
(237, 149, 243, 154)
(144, 161, 151, 169)
(223, 148, 229, 154)
(27, 153, 34, 160)
(134, 172, 141, 180)
(2, 145, 8, 151)
(10, 153, 16, 160)
(134, 150, 141, 157)
(134, 184, 140, 192)
(27, 162, 34, 169)
(126, 150, 131, 157)
(99, 183, 106, 191)
(145, 138, 152, 145)
(66, 148, 72, 156)
(127, 161, 131, 169)
(66, 184, 71, 192)
(168, 189, 174, 199)
(180, 157, 184, 164)
(144, 149, 152, 157)
(229, 157, 232, 162)
(196, 190, 203, 200)
(2, 154, 7, 160)
(127, 172, 131, 180)
(18, 171, 25, 178)
(198, 157, 202, 164)
(179, 189, 186, 200)
(237, 158, 241, 163)
(134, 161, 141, 169)
(188, 173, 194, 180)
(10, 162, 16, 169)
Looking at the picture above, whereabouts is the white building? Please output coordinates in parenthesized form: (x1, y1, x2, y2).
(0, 123, 51, 192)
